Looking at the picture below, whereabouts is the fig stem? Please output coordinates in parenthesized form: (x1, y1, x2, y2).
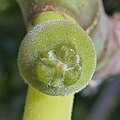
(23, 87, 74, 120)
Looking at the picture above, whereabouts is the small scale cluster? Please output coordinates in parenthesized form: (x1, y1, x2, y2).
(36, 44, 81, 87)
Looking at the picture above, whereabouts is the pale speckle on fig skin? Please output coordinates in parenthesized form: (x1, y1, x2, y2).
(48, 50, 54, 60)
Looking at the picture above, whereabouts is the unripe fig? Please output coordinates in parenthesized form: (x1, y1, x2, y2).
(18, 19, 96, 96)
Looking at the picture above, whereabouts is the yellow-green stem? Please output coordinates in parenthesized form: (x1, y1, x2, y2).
(23, 87, 74, 120)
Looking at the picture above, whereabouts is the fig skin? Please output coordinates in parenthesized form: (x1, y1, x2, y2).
(18, 13, 96, 96)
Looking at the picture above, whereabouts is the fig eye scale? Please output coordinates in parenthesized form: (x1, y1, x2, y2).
(36, 43, 81, 87)
(18, 20, 96, 96)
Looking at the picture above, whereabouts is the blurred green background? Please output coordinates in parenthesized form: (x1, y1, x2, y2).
(0, 0, 120, 120)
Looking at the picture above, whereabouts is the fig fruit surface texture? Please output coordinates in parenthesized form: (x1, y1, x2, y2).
(18, 20, 96, 96)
